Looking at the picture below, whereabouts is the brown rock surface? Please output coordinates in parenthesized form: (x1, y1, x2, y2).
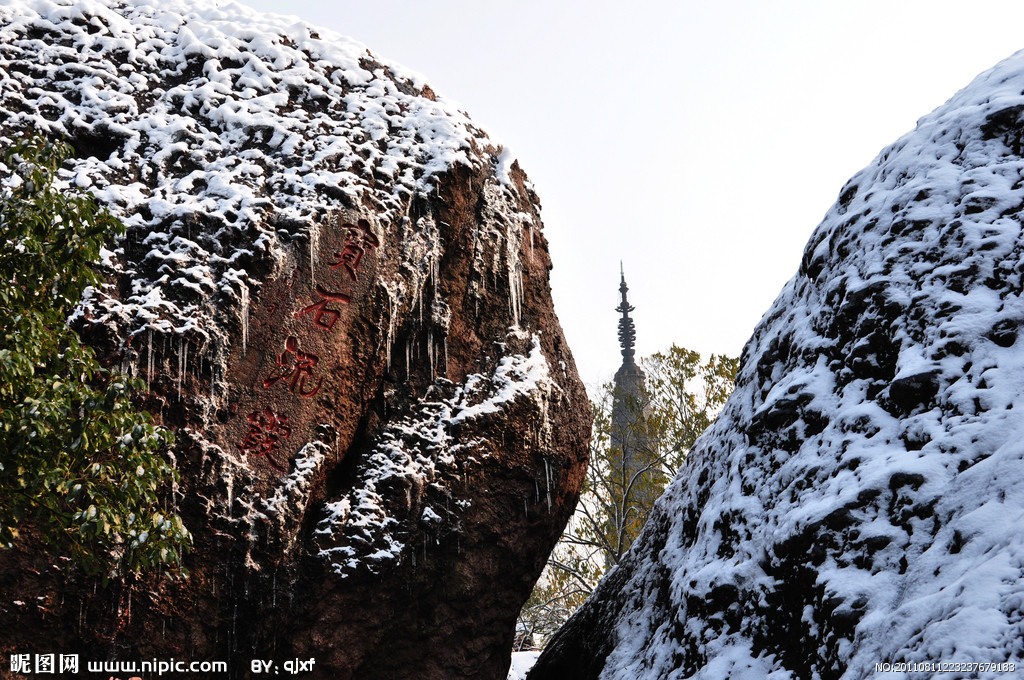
(0, 2, 590, 678)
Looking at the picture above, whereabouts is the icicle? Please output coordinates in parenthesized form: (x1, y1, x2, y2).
(417, 279, 423, 324)
(516, 263, 525, 326)
(226, 474, 234, 521)
(507, 255, 524, 329)
(146, 329, 154, 390)
(385, 291, 398, 372)
(405, 337, 411, 380)
(309, 222, 320, 288)
(544, 459, 552, 513)
(507, 259, 523, 328)
(176, 337, 183, 400)
(431, 246, 440, 307)
(443, 336, 448, 375)
(435, 249, 441, 303)
(240, 283, 250, 356)
(528, 224, 534, 263)
(272, 573, 276, 608)
(428, 328, 434, 379)
(509, 271, 517, 327)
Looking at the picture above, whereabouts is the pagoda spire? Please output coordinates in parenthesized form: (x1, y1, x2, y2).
(616, 263, 637, 365)
(609, 265, 657, 564)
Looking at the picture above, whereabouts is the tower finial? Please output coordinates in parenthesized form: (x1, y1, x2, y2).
(616, 267, 636, 364)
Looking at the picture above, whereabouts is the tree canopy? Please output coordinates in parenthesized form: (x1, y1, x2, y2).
(0, 134, 189, 576)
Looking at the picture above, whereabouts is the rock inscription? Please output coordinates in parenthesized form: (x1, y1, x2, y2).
(227, 215, 381, 474)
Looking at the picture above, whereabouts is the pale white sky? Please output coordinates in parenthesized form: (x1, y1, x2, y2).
(241, 0, 1024, 392)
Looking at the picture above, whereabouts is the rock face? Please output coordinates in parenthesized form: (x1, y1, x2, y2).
(531, 52, 1024, 680)
(0, 1, 590, 678)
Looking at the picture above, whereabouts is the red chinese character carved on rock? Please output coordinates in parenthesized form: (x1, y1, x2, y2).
(295, 284, 351, 331)
(330, 219, 379, 282)
(263, 336, 323, 397)
(239, 407, 292, 471)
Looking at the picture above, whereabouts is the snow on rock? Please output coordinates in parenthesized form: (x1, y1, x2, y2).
(0, 2, 591, 679)
(0, 0, 488, 347)
(531, 49, 1024, 680)
(316, 335, 556, 578)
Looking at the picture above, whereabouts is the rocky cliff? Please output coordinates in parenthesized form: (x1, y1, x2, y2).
(0, 1, 591, 678)
(530, 51, 1024, 680)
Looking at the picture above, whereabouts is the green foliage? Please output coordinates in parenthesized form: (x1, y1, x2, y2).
(643, 347, 739, 477)
(0, 134, 190, 576)
(517, 345, 737, 647)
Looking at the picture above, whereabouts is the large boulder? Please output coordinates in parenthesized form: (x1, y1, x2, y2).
(531, 51, 1024, 679)
(0, 1, 591, 678)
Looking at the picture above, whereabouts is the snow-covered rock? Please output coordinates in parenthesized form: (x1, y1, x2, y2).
(0, 1, 590, 678)
(531, 49, 1024, 680)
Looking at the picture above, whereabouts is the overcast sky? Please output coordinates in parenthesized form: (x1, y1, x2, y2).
(240, 0, 1024, 392)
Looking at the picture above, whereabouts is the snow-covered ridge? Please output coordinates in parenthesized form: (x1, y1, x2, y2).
(535, 49, 1024, 680)
(0, 0, 505, 343)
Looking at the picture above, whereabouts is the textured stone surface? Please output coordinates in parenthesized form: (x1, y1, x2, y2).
(531, 50, 1024, 680)
(0, 2, 590, 678)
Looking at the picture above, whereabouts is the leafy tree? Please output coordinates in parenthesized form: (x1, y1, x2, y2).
(643, 347, 739, 477)
(517, 345, 737, 647)
(0, 133, 190, 576)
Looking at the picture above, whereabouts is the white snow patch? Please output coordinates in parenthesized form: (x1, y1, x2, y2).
(507, 651, 540, 680)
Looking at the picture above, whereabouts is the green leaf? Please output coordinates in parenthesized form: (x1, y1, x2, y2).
(0, 133, 188, 579)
